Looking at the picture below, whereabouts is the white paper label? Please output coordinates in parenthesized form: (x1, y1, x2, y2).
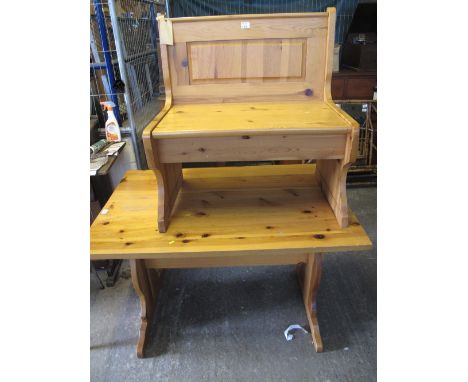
(284, 324, 308, 341)
(241, 21, 250, 29)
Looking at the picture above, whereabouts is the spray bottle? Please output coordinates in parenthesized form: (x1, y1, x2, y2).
(100, 101, 122, 142)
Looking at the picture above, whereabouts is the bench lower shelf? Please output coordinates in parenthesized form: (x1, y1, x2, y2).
(149, 160, 354, 234)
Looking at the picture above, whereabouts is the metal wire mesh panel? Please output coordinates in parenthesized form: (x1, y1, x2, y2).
(171, 0, 359, 44)
(90, 0, 166, 168)
(90, 0, 127, 127)
(114, 0, 165, 135)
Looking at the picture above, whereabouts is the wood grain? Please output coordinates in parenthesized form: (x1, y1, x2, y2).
(323, 7, 336, 102)
(141, 29, 182, 233)
(152, 101, 351, 138)
(144, 252, 308, 269)
(90, 165, 372, 260)
(142, 9, 360, 231)
(130, 259, 163, 358)
(169, 13, 328, 23)
(156, 134, 346, 163)
(92, 164, 373, 356)
(188, 39, 305, 82)
(163, 12, 328, 103)
(297, 253, 323, 352)
(172, 16, 328, 43)
(316, 159, 350, 227)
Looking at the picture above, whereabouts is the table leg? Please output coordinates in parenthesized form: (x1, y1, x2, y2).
(130, 260, 163, 358)
(297, 253, 323, 352)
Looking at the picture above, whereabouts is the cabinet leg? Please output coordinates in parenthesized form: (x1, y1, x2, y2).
(297, 253, 323, 352)
(130, 260, 163, 358)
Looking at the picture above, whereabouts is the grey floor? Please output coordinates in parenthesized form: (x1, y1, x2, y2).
(91, 187, 376, 382)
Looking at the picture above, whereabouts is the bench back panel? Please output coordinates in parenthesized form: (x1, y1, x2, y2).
(161, 12, 335, 104)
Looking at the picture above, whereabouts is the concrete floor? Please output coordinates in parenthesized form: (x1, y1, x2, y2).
(91, 187, 376, 382)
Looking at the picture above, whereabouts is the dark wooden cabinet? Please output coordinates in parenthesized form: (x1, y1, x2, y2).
(332, 70, 376, 100)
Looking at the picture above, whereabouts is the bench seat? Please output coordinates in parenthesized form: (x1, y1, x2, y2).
(153, 101, 352, 138)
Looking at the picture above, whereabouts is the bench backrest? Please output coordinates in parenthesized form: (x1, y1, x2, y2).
(158, 9, 336, 104)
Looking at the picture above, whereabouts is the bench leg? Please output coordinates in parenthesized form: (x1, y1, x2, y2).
(297, 253, 323, 352)
(316, 159, 350, 228)
(154, 164, 183, 233)
(130, 260, 163, 358)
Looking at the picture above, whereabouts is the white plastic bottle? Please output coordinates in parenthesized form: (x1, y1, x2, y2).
(100, 101, 122, 142)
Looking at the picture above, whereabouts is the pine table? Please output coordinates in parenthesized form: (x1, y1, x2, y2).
(90, 164, 371, 358)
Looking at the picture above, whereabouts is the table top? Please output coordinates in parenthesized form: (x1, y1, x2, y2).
(153, 101, 353, 138)
(90, 164, 371, 260)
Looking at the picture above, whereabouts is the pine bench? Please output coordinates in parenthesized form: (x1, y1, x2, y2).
(143, 8, 360, 233)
